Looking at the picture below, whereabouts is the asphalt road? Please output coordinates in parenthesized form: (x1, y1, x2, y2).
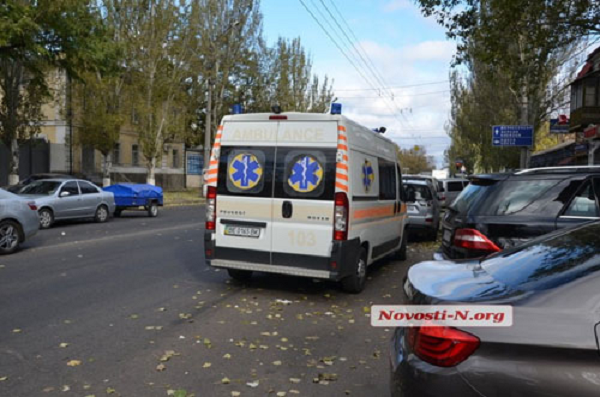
(0, 206, 435, 397)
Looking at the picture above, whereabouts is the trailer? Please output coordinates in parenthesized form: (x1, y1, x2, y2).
(103, 184, 163, 217)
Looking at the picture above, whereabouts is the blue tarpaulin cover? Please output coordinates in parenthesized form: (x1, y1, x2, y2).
(103, 184, 163, 207)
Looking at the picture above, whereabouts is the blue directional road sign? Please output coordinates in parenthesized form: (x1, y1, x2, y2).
(492, 125, 533, 147)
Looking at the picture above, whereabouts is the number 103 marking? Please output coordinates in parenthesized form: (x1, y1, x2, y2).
(288, 231, 316, 247)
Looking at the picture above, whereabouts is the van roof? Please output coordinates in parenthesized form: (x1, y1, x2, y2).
(221, 112, 397, 146)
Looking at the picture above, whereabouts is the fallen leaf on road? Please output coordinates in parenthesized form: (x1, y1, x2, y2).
(290, 391, 300, 395)
(130, 314, 139, 319)
(59, 343, 69, 348)
(0, 376, 7, 381)
(202, 362, 211, 368)
(12, 329, 21, 333)
(66, 360, 81, 367)
(272, 360, 282, 366)
(231, 392, 241, 396)
(62, 385, 70, 392)
(160, 350, 178, 362)
(179, 313, 192, 320)
(246, 380, 259, 388)
(156, 364, 166, 372)
(223, 353, 231, 359)
(158, 307, 167, 312)
(289, 378, 301, 384)
(203, 338, 212, 348)
(42, 386, 54, 392)
(106, 387, 116, 394)
(222, 377, 230, 384)
(276, 392, 287, 396)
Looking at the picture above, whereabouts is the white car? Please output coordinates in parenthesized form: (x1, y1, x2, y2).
(203, 110, 409, 293)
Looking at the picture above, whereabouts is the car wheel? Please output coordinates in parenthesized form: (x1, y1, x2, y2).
(95, 205, 109, 223)
(227, 268, 253, 281)
(0, 220, 21, 255)
(39, 208, 54, 229)
(397, 230, 408, 261)
(148, 202, 159, 218)
(342, 247, 367, 294)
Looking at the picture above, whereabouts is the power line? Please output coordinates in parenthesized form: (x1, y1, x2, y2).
(338, 90, 451, 99)
(334, 80, 449, 91)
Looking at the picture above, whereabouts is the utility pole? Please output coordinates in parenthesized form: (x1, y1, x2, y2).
(203, 75, 212, 173)
(520, 88, 530, 169)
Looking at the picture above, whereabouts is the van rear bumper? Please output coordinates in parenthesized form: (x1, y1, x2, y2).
(205, 232, 360, 281)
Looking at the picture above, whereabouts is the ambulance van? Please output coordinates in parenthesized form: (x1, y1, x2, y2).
(204, 109, 408, 293)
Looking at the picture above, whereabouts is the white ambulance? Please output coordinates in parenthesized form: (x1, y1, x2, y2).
(204, 108, 408, 293)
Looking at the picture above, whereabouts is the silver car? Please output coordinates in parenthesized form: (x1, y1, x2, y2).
(440, 178, 469, 208)
(0, 188, 40, 254)
(18, 179, 116, 229)
(403, 179, 440, 241)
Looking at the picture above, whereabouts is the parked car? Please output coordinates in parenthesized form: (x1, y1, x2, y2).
(403, 179, 440, 240)
(404, 174, 443, 202)
(0, 188, 40, 254)
(438, 166, 600, 260)
(18, 179, 116, 229)
(103, 184, 163, 217)
(440, 178, 469, 208)
(391, 220, 600, 397)
(4, 173, 71, 194)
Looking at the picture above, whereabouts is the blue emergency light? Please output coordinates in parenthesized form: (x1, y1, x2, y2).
(330, 103, 342, 115)
(232, 104, 243, 114)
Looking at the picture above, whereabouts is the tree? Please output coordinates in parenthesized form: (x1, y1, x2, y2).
(398, 145, 435, 174)
(0, 0, 113, 184)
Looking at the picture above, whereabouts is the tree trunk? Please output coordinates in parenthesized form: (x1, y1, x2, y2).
(203, 78, 213, 174)
(8, 138, 19, 185)
(520, 87, 529, 169)
(147, 156, 156, 185)
(102, 153, 112, 187)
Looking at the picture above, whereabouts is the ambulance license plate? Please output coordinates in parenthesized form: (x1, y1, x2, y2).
(224, 225, 260, 238)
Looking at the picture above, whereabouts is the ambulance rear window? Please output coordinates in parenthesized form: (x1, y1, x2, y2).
(274, 148, 336, 201)
(217, 146, 275, 198)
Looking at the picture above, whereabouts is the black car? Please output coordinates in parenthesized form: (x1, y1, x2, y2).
(438, 166, 600, 259)
(391, 220, 600, 397)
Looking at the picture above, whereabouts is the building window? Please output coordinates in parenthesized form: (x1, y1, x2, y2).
(132, 144, 139, 166)
(113, 143, 120, 165)
(584, 79, 597, 107)
(173, 149, 180, 168)
(132, 107, 140, 125)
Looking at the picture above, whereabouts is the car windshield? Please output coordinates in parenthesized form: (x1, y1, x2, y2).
(450, 182, 491, 213)
(404, 184, 432, 201)
(482, 222, 600, 291)
(19, 181, 61, 195)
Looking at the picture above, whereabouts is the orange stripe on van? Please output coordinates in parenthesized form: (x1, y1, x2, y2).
(338, 125, 346, 132)
(213, 143, 221, 148)
(338, 134, 347, 141)
(337, 144, 348, 151)
(354, 205, 395, 220)
(210, 160, 219, 166)
(335, 182, 348, 191)
(206, 178, 218, 184)
(218, 125, 224, 131)
(208, 169, 218, 175)
(336, 163, 348, 171)
(343, 155, 348, 162)
(336, 173, 348, 181)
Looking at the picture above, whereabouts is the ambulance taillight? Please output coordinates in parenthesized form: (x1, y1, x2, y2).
(206, 186, 217, 231)
(334, 192, 349, 241)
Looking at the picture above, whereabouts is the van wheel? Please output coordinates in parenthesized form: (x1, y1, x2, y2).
(228, 269, 253, 281)
(342, 247, 367, 294)
(397, 231, 408, 261)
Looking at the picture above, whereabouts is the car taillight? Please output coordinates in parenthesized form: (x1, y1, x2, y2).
(27, 202, 38, 211)
(333, 192, 349, 241)
(205, 186, 217, 231)
(454, 228, 501, 253)
(408, 326, 480, 367)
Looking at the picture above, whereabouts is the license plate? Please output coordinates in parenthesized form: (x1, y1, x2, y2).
(443, 229, 452, 245)
(224, 225, 260, 238)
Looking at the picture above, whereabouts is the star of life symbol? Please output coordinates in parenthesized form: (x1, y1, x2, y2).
(229, 153, 262, 190)
(288, 155, 323, 193)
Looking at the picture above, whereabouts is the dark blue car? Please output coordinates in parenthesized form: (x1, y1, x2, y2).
(103, 184, 163, 217)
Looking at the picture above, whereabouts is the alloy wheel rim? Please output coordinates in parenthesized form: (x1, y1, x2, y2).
(151, 205, 158, 216)
(0, 225, 18, 250)
(98, 207, 107, 221)
(40, 212, 51, 227)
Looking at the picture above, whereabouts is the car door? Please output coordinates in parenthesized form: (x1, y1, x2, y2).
(78, 181, 102, 216)
(271, 121, 338, 267)
(55, 181, 83, 218)
(556, 177, 600, 229)
(215, 121, 278, 264)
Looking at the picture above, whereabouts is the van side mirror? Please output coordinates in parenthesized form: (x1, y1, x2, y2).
(60, 191, 70, 198)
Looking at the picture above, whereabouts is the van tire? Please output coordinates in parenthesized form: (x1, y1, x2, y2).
(397, 231, 408, 261)
(227, 269, 253, 281)
(342, 247, 367, 294)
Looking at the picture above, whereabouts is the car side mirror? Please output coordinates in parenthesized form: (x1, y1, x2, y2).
(60, 191, 70, 198)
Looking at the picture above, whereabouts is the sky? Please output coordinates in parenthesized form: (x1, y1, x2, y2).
(261, 0, 456, 168)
